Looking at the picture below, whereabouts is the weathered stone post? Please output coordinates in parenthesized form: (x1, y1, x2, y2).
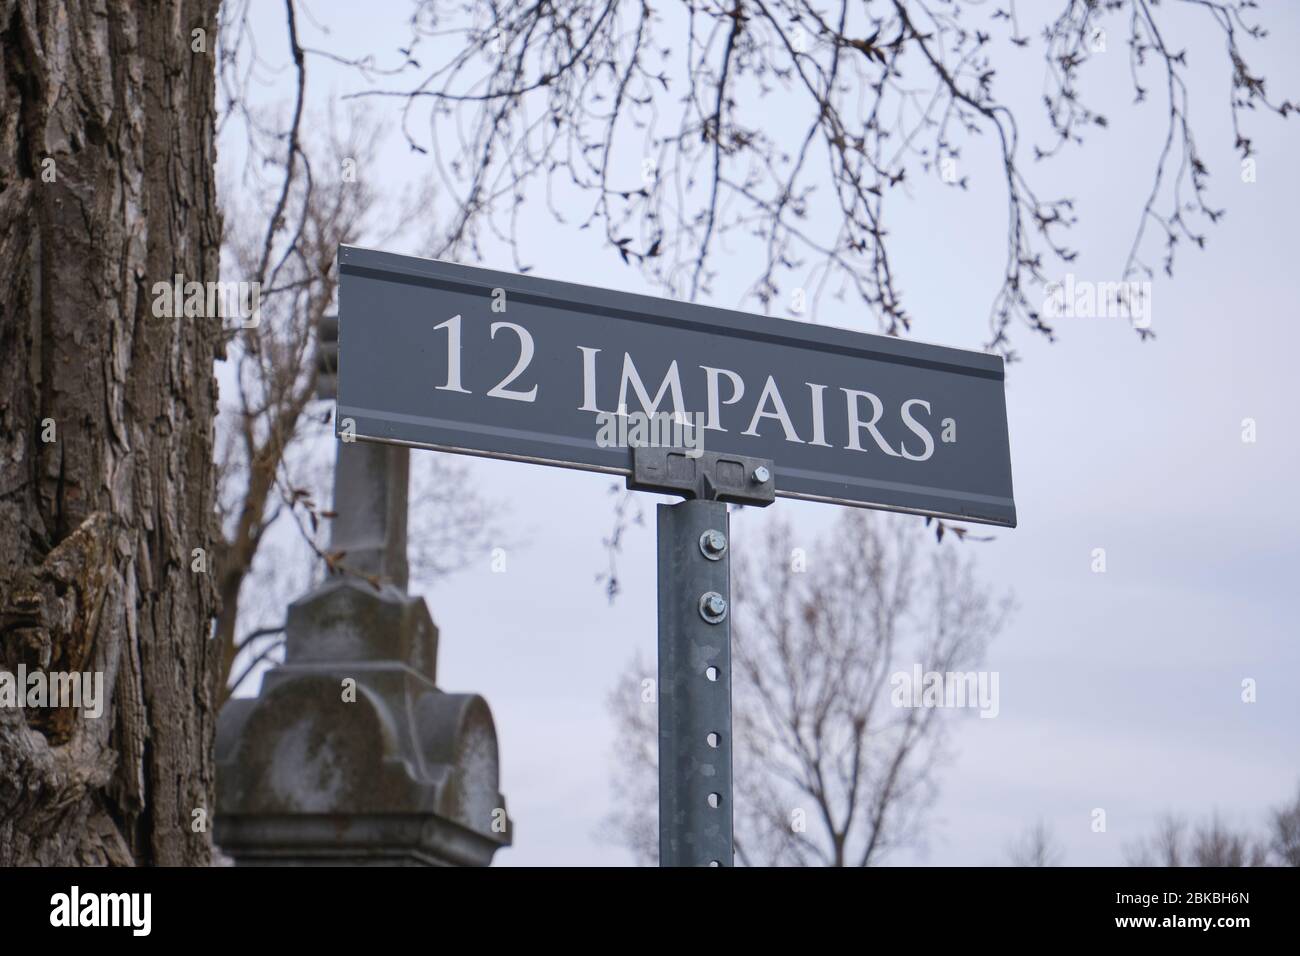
(215, 320, 510, 865)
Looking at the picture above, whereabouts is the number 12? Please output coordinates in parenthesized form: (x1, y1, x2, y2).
(433, 314, 538, 402)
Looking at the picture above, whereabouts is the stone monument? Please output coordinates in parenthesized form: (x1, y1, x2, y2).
(215, 319, 510, 865)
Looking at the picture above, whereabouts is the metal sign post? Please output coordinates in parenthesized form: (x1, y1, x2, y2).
(655, 502, 738, 868)
(657, 497, 733, 867)
(631, 447, 775, 866)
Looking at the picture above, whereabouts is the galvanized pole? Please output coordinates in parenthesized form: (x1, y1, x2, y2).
(657, 499, 733, 866)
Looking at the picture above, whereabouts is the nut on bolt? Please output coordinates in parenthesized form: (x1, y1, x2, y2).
(699, 529, 728, 560)
(699, 591, 728, 624)
(751, 465, 771, 485)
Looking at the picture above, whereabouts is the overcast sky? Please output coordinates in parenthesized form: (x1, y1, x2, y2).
(224, 2, 1300, 865)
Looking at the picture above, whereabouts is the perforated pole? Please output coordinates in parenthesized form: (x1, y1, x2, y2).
(657, 499, 733, 867)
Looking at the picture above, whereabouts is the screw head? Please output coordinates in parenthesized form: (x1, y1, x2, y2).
(699, 529, 728, 560)
(751, 465, 771, 485)
(699, 591, 728, 624)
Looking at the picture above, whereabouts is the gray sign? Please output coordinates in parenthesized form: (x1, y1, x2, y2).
(337, 245, 1016, 526)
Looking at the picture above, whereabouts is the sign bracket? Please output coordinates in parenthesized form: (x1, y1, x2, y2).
(627, 446, 776, 507)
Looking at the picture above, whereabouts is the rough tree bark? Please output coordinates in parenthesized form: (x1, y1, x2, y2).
(0, 0, 222, 865)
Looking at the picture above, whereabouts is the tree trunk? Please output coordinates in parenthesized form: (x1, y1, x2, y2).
(0, 0, 222, 865)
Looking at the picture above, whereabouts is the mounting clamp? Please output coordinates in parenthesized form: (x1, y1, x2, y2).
(627, 447, 776, 507)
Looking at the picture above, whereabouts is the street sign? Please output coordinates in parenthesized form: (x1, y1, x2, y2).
(337, 245, 1016, 526)
(337, 243, 1018, 867)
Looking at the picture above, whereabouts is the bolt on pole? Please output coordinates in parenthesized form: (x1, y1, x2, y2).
(658, 498, 733, 867)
